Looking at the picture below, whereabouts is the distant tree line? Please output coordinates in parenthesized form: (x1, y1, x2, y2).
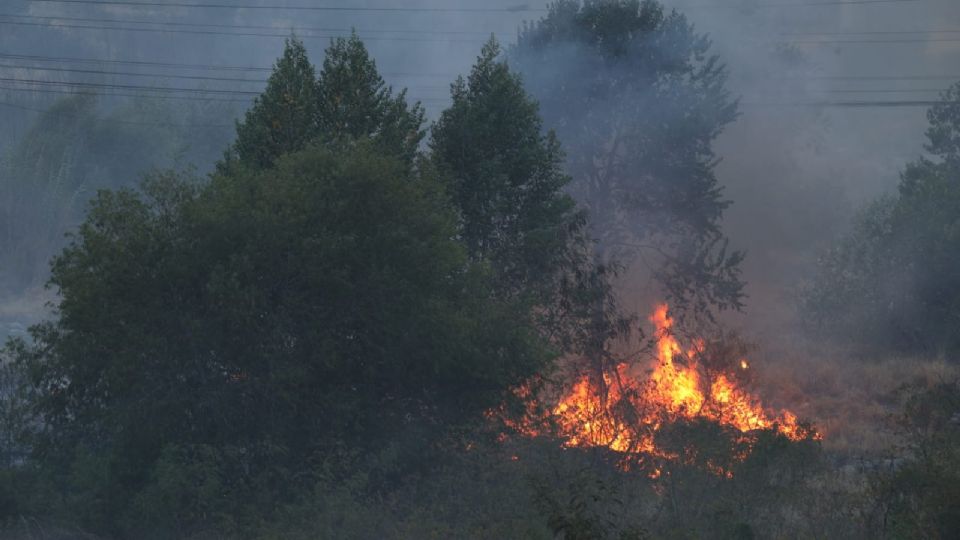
(803, 81, 960, 356)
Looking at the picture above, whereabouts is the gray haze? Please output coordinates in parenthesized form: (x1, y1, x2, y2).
(1, 0, 958, 336)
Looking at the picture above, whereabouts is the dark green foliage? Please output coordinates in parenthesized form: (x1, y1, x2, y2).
(803, 82, 960, 355)
(512, 0, 744, 319)
(431, 38, 582, 299)
(7, 140, 553, 535)
(230, 37, 320, 170)
(317, 33, 425, 164)
(226, 34, 424, 172)
(431, 38, 635, 398)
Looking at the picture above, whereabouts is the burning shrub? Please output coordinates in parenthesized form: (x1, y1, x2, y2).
(493, 303, 818, 476)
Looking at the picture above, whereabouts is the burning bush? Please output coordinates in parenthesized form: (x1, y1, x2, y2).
(494, 303, 819, 475)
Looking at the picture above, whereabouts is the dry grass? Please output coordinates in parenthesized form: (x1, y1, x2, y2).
(747, 336, 958, 457)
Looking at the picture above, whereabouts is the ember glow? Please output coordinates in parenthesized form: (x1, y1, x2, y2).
(498, 303, 816, 465)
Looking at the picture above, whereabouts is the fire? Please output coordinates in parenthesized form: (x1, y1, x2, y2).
(498, 303, 816, 469)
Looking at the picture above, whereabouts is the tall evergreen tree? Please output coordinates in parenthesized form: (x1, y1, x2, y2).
(317, 33, 425, 163)
(431, 38, 582, 298)
(431, 38, 629, 401)
(230, 37, 319, 170)
(226, 34, 425, 171)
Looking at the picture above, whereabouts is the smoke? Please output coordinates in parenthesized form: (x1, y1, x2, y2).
(1, 0, 958, 437)
(675, 0, 960, 335)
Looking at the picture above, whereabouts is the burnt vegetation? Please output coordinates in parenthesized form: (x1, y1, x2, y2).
(0, 1, 958, 539)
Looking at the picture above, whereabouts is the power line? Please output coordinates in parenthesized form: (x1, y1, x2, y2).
(786, 37, 960, 44)
(821, 88, 950, 93)
(0, 63, 451, 92)
(0, 61, 268, 83)
(6, 62, 950, 95)
(9, 12, 956, 40)
(741, 99, 955, 107)
(0, 18, 492, 43)
(0, 51, 272, 72)
(8, 14, 959, 50)
(679, 0, 922, 7)
(0, 76, 262, 95)
(27, 0, 926, 9)
(783, 29, 960, 36)
(0, 52, 456, 77)
(1, 80, 951, 110)
(0, 12, 510, 36)
(25, 0, 544, 13)
(0, 80, 451, 103)
(783, 74, 960, 80)
(0, 99, 235, 127)
(2, 51, 955, 90)
(0, 83, 252, 101)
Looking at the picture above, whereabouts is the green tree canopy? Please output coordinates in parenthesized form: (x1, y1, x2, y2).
(9, 140, 553, 534)
(512, 0, 744, 318)
(430, 38, 582, 299)
(227, 34, 424, 172)
(317, 33, 426, 164)
(230, 37, 320, 170)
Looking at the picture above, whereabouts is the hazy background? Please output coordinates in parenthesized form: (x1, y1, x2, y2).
(1, 0, 958, 340)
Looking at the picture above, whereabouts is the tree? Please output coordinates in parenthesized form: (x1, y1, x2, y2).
(431, 37, 636, 419)
(803, 82, 960, 354)
(230, 37, 320, 170)
(511, 0, 744, 320)
(317, 33, 425, 164)
(430, 38, 582, 299)
(8, 139, 555, 534)
(226, 34, 425, 172)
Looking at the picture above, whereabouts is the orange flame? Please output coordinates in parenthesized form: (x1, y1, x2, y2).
(498, 303, 816, 470)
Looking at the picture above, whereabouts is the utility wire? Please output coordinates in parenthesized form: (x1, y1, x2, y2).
(5, 64, 948, 95)
(0, 81, 450, 103)
(783, 29, 960, 36)
(678, 0, 922, 7)
(0, 65, 451, 92)
(742, 100, 955, 107)
(25, 0, 926, 10)
(0, 99, 236, 127)
(821, 88, 950, 93)
(7, 15, 959, 47)
(11, 12, 955, 38)
(0, 51, 273, 72)
(0, 62, 269, 83)
(787, 37, 960, 44)
(0, 81, 952, 110)
(0, 83, 252, 101)
(2, 51, 956, 86)
(0, 71, 949, 99)
(0, 19, 491, 43)
(0, 62, 455, 92)
(24, 1, 545, 13)
(0, 12, 511, 35)
(783, 74, 960, 80)
(0, 76, 263, 95)
(0, 52, 454, 77)
(1, 54, 955, 94)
